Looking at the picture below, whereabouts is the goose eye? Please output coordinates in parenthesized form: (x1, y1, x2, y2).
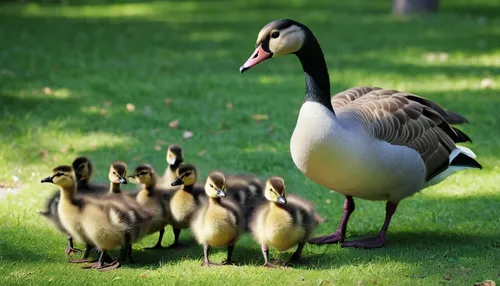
(271, 31, 280, 39)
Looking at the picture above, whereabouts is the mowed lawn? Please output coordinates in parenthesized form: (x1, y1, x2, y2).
(1, 0, 499, 285)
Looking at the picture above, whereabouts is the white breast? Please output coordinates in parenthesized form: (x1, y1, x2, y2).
(290, 102, 425, 201)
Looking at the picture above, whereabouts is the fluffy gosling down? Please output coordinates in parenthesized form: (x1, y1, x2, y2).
(191, 172, 244, 266)
(38, 157, 109, 257)
(41, 165, 152, 271)
(250, 176, 323, 267)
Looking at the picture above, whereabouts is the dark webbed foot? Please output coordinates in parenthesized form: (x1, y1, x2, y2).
(95, 260, 121, 272)
(263, 262, 278, 268)
(201, 260, 218, 267)
(308, 231, 344, 245)
(65, 247, 82, 255)
(221, 260, 235, 266)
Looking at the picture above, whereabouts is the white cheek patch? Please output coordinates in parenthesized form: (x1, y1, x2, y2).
(269, 26, 305, 57)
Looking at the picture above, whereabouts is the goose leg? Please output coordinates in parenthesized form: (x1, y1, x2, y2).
(201, 245, 218, 267)
(341, 201, 398, 248)
(145, 228, 165, 249)
(65, 236, 82, 255)
(285, 242, 305, 266)
(70, 244, 96, 263)
(94, 250, 121, 272)
(167, 228, 186, 248)
(221, 245, 235, 265)
(309, 196, 355, 244)
(261, 244, 276, 268)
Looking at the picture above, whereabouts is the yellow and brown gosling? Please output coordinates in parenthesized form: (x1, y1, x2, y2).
(129, 164, 172, 249)
(159, 144, 184, 188)
(108, 161, 128, 194)
(224, 174, 265, 230)
(41, 165, 152, 271)
(167, 163, 206, 248)
(38, 157, 107, 257)
(191, 171, 244, 266)
(250, 176, 323, 267)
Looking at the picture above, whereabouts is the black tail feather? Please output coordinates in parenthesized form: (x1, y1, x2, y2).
(452, 127, 472, 143)
(451, 153, 482, 169)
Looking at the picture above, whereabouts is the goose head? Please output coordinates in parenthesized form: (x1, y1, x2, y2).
(108, 161, 128, 184)
(240, 19, 306, 73)
(166, 144, 184, 167)
(129, 164, 157, 187)
(72, 156, 93, 182)
(265, 176, 287, 204)
(204, 171, 226, 198)
(41, 165, 76, 188)
(171, 164, 197, 187)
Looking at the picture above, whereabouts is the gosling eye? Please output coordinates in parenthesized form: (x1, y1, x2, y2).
(209, 184, 214, 188)
(54, 172, 64, 177)
(271, 31, 280, 39)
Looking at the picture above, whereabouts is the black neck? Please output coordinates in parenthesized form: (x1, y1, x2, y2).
(183, 184, 194, 193)
(295, 28, 334, 113)
(109, 182, 121, 193)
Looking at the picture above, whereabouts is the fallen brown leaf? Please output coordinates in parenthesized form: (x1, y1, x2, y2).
(39, 150, 48, 159)
(132, 156, 142, 161)
(60, 147, 68, 153)
(154, 145, 161, 151)
(169, 119, 180, 129)
(126, 103, 135, 112)
(226, 103, 233, 110)
(443, 275, 451, 281)
(252, 114, 269, 121)
(140, 273, 148, 278)
(100, 109, 107, 116)
(43, 87, 53, 95)
(183, 130, 194, 139)
(197, 149, 207, 156)
(105, 100, 112, 107)
(164, 98, 172, 106)
(90, 142, 97, 151)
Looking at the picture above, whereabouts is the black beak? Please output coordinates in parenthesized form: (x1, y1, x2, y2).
(276, 196, 287, 204)
(239, 66, 249, 74)
(118, 177, 127, 184)
(171, 177, 184, 186)
(216, 189, 226, 198)
(41, 176, 53, 183)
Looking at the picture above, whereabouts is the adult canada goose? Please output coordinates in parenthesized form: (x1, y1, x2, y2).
(240, 19, 482, 248)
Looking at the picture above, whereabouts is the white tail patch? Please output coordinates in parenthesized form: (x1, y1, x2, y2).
(424, 145, 478, 188)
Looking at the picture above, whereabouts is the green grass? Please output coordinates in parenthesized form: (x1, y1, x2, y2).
(1, 0, 499, 285)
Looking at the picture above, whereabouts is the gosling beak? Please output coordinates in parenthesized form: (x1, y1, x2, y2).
(240, 44, 272, 73)
(216, 189, 226, 198)
(276, 196, 287, 204)
(167, 157, 177, 166)
(171, 177, 184, 186)
(41, 176, 53, 183)
(118, 177, 127, 184)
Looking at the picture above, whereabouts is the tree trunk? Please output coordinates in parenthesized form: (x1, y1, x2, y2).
(392, 0, 439, 15)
